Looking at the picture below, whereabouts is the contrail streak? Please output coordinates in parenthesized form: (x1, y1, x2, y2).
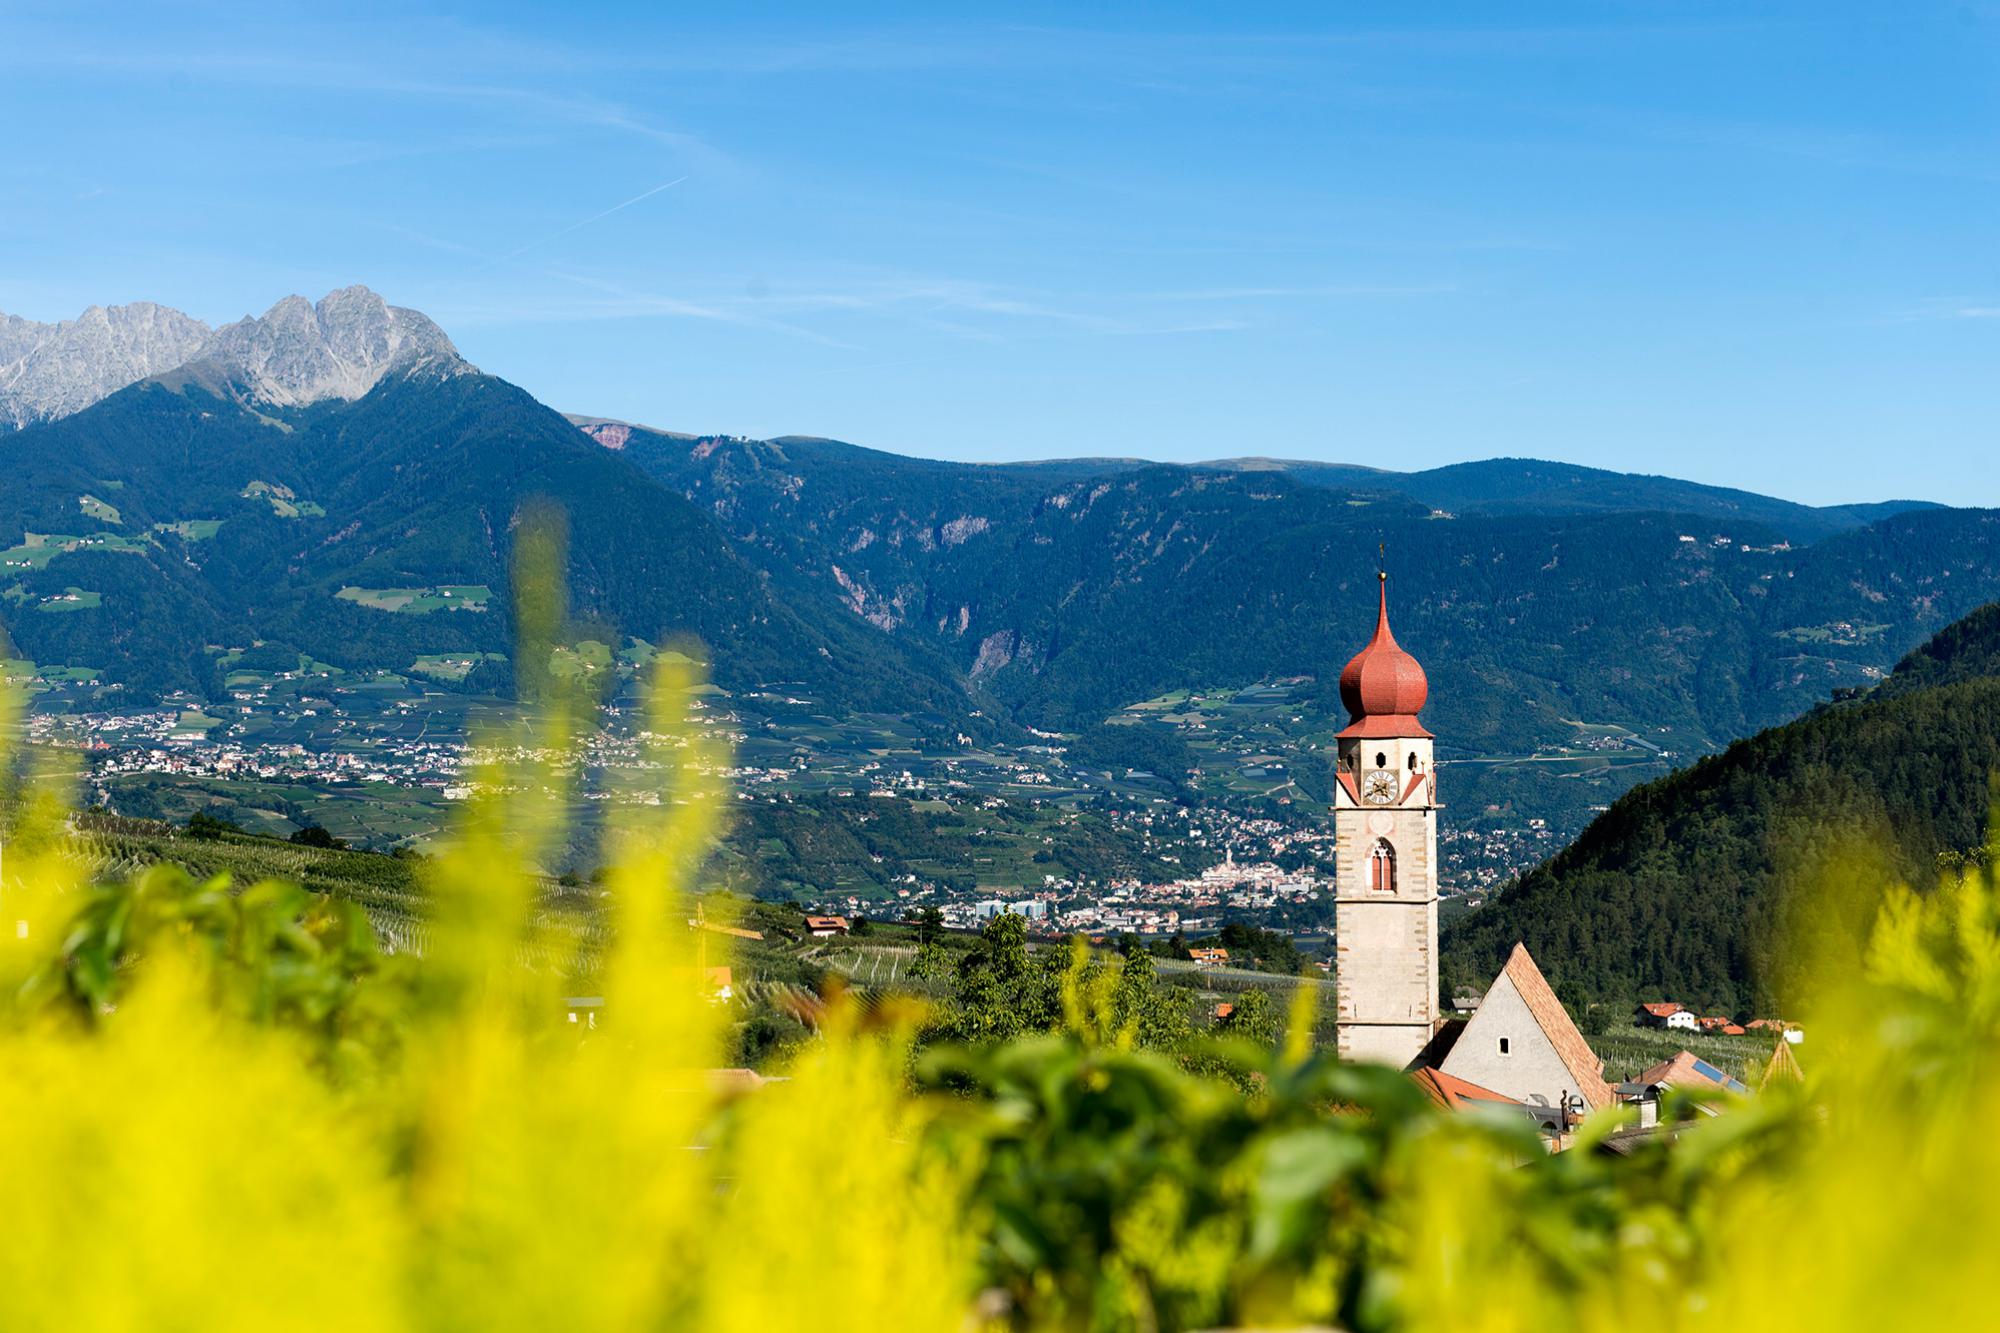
(503, 176, 687, 260)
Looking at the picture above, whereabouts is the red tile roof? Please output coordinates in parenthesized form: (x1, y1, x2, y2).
(1640, 1002, 1684, 1018)
(1636, 1049, 1743, 1092)
(1411, 1066, 1522, 1111)
(1503, 943, 1614, 1110)
(706, 1068, 766, 1097)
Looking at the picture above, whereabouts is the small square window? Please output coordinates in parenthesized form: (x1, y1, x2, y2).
(1499, 1037, 1511, 1055)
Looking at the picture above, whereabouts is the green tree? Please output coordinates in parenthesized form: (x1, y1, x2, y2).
(907, 905, 945, 946)
(1214, 987, 1280, 1047)
(943, 913, 1061, 1043)
(908, 942, 951, 982)
(185, 810, 238, 841)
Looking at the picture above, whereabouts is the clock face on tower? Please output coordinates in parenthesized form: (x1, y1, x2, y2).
(1362, 770, 1398, 805)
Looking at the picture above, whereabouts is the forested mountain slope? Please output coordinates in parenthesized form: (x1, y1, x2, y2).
(1872, 602, 2000, 700)
(0, 360, 975, 721)
(612, 421, 2000, 765)
(1443, 602, 2000, 1013)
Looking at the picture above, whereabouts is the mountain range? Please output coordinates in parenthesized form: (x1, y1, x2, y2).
(4, 285, 1997, 885)
(0, 289, 972, 719)
(607, 422, 2000, 759)
(1, 301, 210, 429)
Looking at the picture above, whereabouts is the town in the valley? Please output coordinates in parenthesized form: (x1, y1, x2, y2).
(14, 564, 1799, 1140)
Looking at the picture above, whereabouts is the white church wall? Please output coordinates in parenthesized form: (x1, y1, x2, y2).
(1440, 971, 1589, 1110)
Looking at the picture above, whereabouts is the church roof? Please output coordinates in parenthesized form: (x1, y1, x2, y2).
(1410, 1065, 1522, 1111)
(1337, 573, 1431, 739)
(1501, 943, 1615, 1110)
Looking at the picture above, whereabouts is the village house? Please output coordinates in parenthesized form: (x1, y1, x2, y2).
(1638, 1002, 1700, 1031)
(1633, 1049, 1746, 1094)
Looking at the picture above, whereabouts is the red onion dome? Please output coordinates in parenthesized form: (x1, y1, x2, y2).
(1337, 573, 1430, 738)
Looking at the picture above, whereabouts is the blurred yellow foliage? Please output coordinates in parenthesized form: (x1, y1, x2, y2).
(0, 636, 975, 1332)
(0, 531, 1996, 1331)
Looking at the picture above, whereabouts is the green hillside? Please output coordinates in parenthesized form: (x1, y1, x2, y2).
(0, 369, 980, 724)
(1443, 602, 2000, 1013)
(622, 423, 2000, 764)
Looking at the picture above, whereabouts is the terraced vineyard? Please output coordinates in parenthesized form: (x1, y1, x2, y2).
(68, 815, 435, 951)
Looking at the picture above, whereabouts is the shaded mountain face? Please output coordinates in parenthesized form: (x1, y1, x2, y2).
(1442, 601, 2000, 1014)
(608, 422, 2000, 764)
(0, 364, 975, 723)
(0, 302, 212, 428)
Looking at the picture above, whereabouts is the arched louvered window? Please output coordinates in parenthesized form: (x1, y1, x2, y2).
(1370, 839, 1396, 894)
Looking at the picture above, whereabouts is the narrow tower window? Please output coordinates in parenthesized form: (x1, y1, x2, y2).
(1370, 839, 1396, 894)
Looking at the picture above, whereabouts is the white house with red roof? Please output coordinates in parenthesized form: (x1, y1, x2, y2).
(1638, 1002, 1700, 1031)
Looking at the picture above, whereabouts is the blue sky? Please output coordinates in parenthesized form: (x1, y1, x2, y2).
(2, 2, 1996, 505)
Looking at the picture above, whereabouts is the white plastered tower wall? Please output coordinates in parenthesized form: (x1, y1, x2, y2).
(1332, 732, 1440, 1066)
(1328, 570, 1442, 1069)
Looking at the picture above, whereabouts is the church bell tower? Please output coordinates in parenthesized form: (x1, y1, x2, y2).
(1331, 571, 1440, 1067)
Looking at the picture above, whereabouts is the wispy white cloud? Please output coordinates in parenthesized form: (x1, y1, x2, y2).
(538, 270, 861, 350)
(1889, 299, 2000, 323)
(0, 26, 729, 170)
(316, 132, 561, 171)
(1126, 283, 1458, 301)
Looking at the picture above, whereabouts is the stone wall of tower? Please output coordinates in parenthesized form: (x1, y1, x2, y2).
(1330, 731, 1440, 1067)
(1332, 797, 1440, 1067)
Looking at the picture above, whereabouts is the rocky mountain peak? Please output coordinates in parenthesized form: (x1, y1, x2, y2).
(194, 285, 468, 408)
(0, 300, 213, 428)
